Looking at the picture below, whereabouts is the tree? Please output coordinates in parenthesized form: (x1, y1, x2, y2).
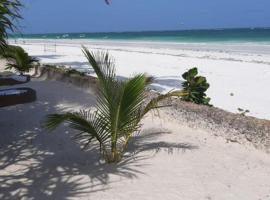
(4, 45, 38, 74)
(0, 0, 22, 50)
(45, 46, 184, 163)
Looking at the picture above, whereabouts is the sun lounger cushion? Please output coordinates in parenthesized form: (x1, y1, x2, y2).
(0, 87, 36, 107)
(0, 75, 30, 86)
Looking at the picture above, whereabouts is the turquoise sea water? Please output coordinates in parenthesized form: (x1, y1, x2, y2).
(11, 28, 270, 44)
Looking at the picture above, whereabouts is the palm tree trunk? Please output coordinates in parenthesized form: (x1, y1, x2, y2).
(110, 132, 118, 162)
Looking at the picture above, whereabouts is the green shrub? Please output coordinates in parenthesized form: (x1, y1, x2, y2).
(181, 67, 211, 106)
(4, 45, 38, 74)
(0, 45, 23, 58)
(66, 69, 86, 76)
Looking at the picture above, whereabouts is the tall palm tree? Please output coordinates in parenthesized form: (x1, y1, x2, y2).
(0, 0, 22, 50)
(45, 46, 184, 163)
(4, 45, 38, 74)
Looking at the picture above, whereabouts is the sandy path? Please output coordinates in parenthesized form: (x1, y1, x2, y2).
(0, 79, 270, 200)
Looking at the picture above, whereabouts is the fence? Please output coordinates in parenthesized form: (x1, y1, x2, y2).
(43, 43, 57, 52)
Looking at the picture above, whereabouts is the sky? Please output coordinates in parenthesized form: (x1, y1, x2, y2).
(20, 0, 270, 34)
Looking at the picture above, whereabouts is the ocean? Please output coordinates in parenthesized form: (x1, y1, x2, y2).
(11, 28, 270, 44)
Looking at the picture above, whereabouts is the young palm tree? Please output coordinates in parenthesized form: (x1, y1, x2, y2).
(0, 0, 22, 50)
(45, 46, 184, 163)
(4, 45, 38, 75)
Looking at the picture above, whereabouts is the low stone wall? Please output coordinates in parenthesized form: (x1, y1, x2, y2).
(36, 65, 98, 92)
(36, 65, 270, 153)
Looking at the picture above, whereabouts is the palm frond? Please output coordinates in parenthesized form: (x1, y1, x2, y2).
(117, 74, 148, 135)
(45, 46, 185, 163)
(45, 111, 110, 152)
(0, 0, 22, 49)
(82, 46, 115, 85)
(3, 45, 38, 73)
(145, 75, 154, 85)
(143, 90, 187, 116)
(113, 74, 150, 156)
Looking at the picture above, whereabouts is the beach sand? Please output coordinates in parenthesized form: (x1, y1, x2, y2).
(10, 39, 270, 120)
(1, 77, 270, 200)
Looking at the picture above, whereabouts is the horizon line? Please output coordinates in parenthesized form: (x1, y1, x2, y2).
(10, 26, 270, 36)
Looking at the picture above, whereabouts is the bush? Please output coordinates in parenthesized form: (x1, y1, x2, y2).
(66, 69, 86, 76)
(4, 45, 38, 74)
(181, 67, 211, 106)
(0, 45, 23, 58)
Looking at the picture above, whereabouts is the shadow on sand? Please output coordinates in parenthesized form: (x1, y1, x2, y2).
(0, 80, 197, 199)
(149, 76, 183, 93)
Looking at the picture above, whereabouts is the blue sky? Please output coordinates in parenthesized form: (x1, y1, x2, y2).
(20, 0, 270, 34)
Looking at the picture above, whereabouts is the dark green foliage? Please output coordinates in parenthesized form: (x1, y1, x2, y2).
(4, 45, 38, 74)
(0, 0, 22, 50)
(66, 69, 86, 76)
(43, 65, 67, 73)
(45, 47, 185, 163)
(42, 65, 86, 77)
(1, 44, 22, 57)
(181, 67, 211, 106)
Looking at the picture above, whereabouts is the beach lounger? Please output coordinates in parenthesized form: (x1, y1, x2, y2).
(0, 74, 30, 86)
(0, 87, 36, 107)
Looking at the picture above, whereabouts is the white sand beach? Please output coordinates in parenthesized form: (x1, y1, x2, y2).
(1, 0, 270, 199)
(1, 77, 270, 200)
(10, 39, 270, 120)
